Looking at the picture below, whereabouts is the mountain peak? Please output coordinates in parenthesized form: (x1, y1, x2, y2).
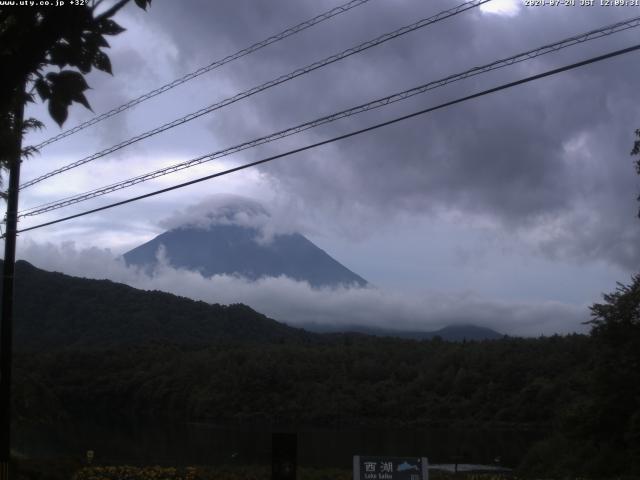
(124, 223, 367, 289)
(125, 196, 367, 288)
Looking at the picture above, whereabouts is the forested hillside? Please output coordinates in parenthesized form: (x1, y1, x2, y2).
(13, 334, 591, 428)
(4, 260, 313, 350)
(5, 261, 640, 476)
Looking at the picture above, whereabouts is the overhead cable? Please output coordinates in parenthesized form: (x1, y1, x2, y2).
(11, 42, 640, 237)
(21, 0, 490, 189)
(33, 0, 375, 150)
(18, 15, 640, 218)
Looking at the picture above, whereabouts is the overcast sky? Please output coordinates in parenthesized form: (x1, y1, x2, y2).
(9, 0, 640, 335)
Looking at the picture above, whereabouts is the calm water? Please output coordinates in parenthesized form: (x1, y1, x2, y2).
(14, 420, 542, 468)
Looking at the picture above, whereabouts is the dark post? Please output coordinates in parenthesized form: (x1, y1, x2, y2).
(272, 432, 297, 480)
(0, 78, 25, 480)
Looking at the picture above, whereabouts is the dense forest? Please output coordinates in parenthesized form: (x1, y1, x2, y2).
(5, 260, 314, 350)
(13, 334, 591, 427)
(4, 261, 640, 476)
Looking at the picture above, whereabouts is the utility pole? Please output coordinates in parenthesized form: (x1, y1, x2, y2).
(0, 78, 25, 480)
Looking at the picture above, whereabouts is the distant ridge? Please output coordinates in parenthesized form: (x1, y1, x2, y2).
(124, 224, 367, 288)
(299, 323, 504, 341)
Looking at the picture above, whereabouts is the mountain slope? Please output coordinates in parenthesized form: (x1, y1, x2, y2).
(3, 260, 313, 351)
(123, 224, 367, 288)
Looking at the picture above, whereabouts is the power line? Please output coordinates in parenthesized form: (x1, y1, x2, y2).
(18, 15, 640, 218)
(11, 43, 640, 237)
(20, 0, 490, 189)
(20, 14, 639, 215)
(32, 0, 374, 150)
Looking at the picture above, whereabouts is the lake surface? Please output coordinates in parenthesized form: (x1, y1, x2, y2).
(13, 420, 542, 469)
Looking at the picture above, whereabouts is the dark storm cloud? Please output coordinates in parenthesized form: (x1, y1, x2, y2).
(82, 0, 640, 270)
(9, 0, 634, 341)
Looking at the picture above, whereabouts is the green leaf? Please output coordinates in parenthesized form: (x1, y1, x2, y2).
(71, 91, 92, 111)
(48, 44, 71, 68)
(93, 50, 112, 75)
(47, 70, 92, 115)
(134, 0, 151, 10)
(88, 32, 110, 48)
(55, 70, 90, 94)
(22, 118, 45, 132)
(64, 41, 95, 75)
(48, 100, 68, 127)
(99, 18, 125, 36)
(98, 35, 110, 48)
(76, 48, 92, 74)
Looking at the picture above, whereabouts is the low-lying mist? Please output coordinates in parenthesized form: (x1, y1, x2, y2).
(17, 239, 590, 336)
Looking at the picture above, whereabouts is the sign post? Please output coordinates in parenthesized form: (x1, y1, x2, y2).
(272, 433, 297, 480)
(354, 456, 428, 480)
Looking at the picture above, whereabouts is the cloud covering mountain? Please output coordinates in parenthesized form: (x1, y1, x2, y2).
(17, 238, 589, 337)
(124, 195, 368, 288)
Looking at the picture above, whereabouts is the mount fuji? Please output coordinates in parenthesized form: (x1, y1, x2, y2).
(123, 199, 367, 289)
